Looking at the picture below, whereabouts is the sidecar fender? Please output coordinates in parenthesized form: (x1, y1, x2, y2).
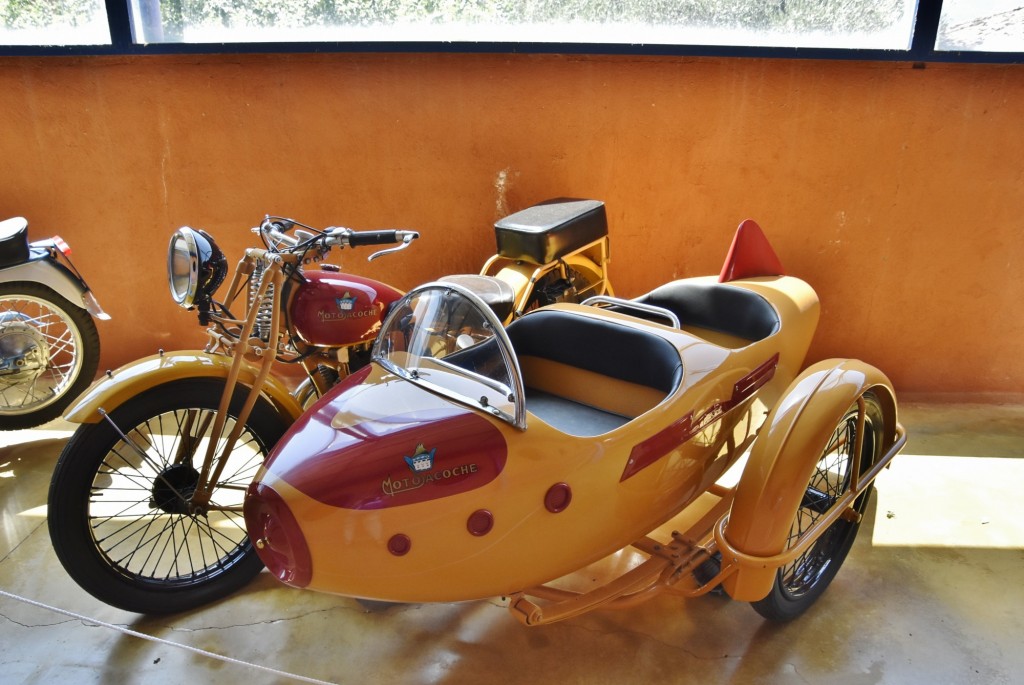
(719, 358, 899, 601)
(64, 350, 304, 424)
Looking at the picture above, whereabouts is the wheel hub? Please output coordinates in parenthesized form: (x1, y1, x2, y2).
(0, 313, 49, 381)
(151, 463, 202, 514)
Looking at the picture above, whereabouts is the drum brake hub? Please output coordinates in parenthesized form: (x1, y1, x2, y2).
(0, 313, 49, 382)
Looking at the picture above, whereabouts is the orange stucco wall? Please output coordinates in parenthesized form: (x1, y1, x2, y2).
(1, 53, 1021, 398)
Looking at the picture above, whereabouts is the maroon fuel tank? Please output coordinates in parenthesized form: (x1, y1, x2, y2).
(288, 271, 403, 347)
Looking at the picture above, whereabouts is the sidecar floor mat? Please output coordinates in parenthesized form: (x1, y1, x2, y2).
(526, 389, 630, 436)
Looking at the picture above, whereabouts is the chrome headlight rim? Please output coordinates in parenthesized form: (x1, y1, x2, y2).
(168, 227, 200, 308)
(167, 226, 225, 310)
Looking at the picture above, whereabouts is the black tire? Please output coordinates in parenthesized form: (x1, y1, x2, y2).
(751, 392, 884, 621)
(47, 378, 289, 613)
(0, 282, 100, 430)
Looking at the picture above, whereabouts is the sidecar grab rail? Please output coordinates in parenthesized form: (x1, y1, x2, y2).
(581, 295, 681, 328)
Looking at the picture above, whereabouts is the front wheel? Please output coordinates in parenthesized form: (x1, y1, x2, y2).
(751, 392, 884, 621)
(0, 282, 100, 430)
(47, 378, 289, 613)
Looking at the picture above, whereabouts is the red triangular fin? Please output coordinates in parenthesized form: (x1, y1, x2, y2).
(718, 219, 786, 283)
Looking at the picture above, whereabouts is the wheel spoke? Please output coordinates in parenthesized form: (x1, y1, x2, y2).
(778, 412, 859, 597)
(87, 402, 268, 586)
(0, 292, 86, 415)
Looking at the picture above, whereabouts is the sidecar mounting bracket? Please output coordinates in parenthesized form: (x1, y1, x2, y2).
(507, 534, 728, 627)
(507, 487, 739, 626)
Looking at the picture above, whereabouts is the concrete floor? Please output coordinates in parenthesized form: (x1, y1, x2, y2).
(1, 401, 1022, 684)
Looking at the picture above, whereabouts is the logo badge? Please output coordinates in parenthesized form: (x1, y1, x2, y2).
(403, 443, 436, 473)
(382, 442, 481, 498)
(336, 292, 357, 311)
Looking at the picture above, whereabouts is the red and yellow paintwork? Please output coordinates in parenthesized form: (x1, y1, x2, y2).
(244, 221, 904, 623)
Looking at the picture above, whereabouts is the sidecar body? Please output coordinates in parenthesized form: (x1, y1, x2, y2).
(245, 221, 904, 623)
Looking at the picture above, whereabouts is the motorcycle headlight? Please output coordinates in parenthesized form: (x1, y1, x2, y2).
(167, 227, 227, 310)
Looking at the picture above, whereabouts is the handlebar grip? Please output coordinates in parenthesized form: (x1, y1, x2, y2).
(348, 230, 400, 247)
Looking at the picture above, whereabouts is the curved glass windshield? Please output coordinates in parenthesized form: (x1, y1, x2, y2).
(373, 282, 526, 430)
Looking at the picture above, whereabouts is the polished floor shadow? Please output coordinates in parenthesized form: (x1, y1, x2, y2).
(1, 401, 1022, 684)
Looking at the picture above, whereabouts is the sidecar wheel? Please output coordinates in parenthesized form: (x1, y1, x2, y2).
(0, 282, 100, 430)
(47, 378, 288, 614)
(751, 393, 884, 622)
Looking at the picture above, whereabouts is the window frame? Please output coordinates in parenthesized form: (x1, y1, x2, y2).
(0, 0, 1020, 64)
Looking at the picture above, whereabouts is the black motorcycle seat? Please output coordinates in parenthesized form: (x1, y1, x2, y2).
(495, 199, 607, 265)
(0, 217, 30, 267)
(439, 274, 516, 323)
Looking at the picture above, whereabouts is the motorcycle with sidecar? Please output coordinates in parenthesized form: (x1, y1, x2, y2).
(46, 200, 614, 613)
(245, 216, 905, 625)
(47, 200, 903, 622)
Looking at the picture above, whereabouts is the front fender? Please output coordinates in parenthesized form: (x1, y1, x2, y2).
(719, 358, 899, 601)
(64, 350, 304, 424)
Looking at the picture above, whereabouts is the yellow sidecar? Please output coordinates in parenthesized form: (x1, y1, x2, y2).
(245, 221, 905, 624)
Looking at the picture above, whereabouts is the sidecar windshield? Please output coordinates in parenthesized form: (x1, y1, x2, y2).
(373, 282, 526, 430)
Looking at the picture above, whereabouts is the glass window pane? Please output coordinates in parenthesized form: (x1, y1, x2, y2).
(0, 0, 109, 45)
(936, 0, 1024, 52)
(129, 0, 916, 50)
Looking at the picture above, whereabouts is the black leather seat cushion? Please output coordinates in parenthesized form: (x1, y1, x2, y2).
(633, 281, 780, 342)
(506, 309, 682, 395)
(495, 199, 607, 265)
(439, 274, 516, 323)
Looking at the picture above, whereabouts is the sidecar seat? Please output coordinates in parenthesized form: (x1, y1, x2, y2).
(506, 309, 683, 434)
(631, 282, 780, 344)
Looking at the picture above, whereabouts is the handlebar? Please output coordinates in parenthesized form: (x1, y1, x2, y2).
(257, 216, 419, 261)
(351, 229, 420, 261)
(346, 230, 401, 247)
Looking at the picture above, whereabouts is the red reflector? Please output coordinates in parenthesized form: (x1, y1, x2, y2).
(244, 482, 313, 588)
(51, 236, 72, 257)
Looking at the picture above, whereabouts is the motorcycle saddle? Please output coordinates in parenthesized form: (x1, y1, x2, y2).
(495, 198, 607, 265)
(0, 217, 30, 267)
(439, 274, 516, 323)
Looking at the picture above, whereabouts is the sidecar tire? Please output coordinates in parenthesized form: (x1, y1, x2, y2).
(0, 282, 100, 430)
(47, 379, 289, 614)
(751, 393, 884, 622)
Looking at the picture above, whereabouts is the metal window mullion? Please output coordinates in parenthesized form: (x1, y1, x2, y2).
(910, 0, 944, 59)
(104, 0, 135, 50)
